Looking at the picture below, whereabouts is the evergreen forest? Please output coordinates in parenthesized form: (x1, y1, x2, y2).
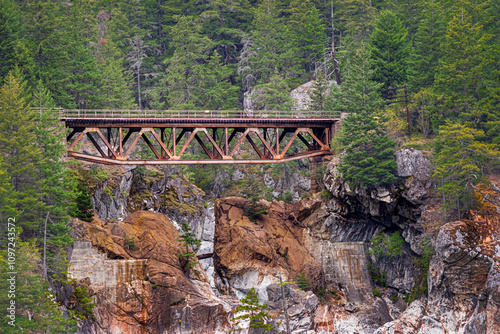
(1, 0, 500, 332)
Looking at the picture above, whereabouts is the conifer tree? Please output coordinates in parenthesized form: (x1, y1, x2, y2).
(408, 0, 445, 91)
(34, 81, 75, 247)
(309, 72, 331, 112)
(0, 72, 46, 236)
(287, 0, 326, 76)
(253, 73, 293, 111)
(370, 11, 411, 94)
(239, 0, 293, 88)
(432, 122, 500, 218)
(332, 43, 397, 187)
(434, 6, 491, 123)
(69, 181, 94, 223)
(0, 0, 23, 81)
(164, 15, 210, 108)
(231, 287, 274, 332)
(0, 241, 77, 333)
(200, 51, 238, 110)
(178, 222, 201, 269)
(335, 0, 377, 39)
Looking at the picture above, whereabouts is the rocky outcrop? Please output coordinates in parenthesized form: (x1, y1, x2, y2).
(69, 211, 235, 334)
(213, 197, 322, 300)
(266, 283, 319, 333)
(375, 178, 500, 334)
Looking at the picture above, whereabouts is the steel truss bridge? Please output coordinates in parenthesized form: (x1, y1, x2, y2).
(61, 109, 341, 165)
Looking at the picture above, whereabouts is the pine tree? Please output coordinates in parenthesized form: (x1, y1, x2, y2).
(253, 73, 293, 111)
(0, 0, 23, 81)
(309, 72, 331, 112)
(0, 241, 77, 333)
(332, 43, 397, 187)
(69, 181, 94, 223)
(432, 122, 500, 218)
(335, 0, 377, 39)
(370, 10, 411, 95)
(33, 81, 75, 247)
(178, 222, 201, 269)
(434, 6, 491, 118)
(408, 0, 445, 91)
(0, 72, 46, 236)
(287, 0, 327, 76)
(200, 51, 239, 110)
(231, 287, 274, 332)
(238, 0, 293, 89)
(164, 15, 210, 108)
(296, 272, 311, 290)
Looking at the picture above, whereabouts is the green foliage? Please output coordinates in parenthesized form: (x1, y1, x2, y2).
(369, 231, 404, 258)
(372, 288, 382, 298)
(71, 285, 96, 321)
(368, 263, 387, 286)
(408, 0, 445, 92)
(404, 237, 434, 303)
(0, 72, 46, 236)
(309, 72, 331, 111)
(0, 0, 24, 81)
(332, 42, 397, 187)
(0, 241, 78, 333)
(124, 236, 137, 250)
(178, 222, 201, 270)
(370, 10, 411, 93)
(432, 122, 500, 219)
(231, 287, 274, 332)
(276, 190, 294, 203)
(243, 201, 268, 222)
(296, 272, 310, 291)
(69, 180, 94, 222)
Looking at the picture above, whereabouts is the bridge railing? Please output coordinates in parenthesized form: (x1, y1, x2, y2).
(59, 109, 341, 119)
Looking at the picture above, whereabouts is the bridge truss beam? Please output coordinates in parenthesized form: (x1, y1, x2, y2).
(64, 118, 338, 165)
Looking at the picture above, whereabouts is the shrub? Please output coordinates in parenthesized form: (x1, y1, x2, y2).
(369, 231, 404, 258)
(276, 190, 293, 203)
(296, 273, 310, 291)
(368, 263, 387, 286)
(178, 222, 201, 270)
(373, 288, 382, 298)
(231, 288, 274, 332)
(124, 236, 136, 250)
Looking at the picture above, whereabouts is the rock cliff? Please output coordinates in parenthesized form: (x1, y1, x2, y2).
(69, 211, 234, 334)
(71, 148, 500, 334)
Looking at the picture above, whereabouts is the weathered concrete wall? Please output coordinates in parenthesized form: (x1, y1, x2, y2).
(331, 242, 372, 303)
(69, 241, 147, 299)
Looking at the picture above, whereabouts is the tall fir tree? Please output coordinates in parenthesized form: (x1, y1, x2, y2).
(164, 15, 211, 108)
(200, 51, 239, 110)
(369, 11, 411, 95)
(238, 0, 293, 90)
(432, 122, 500, 219)
(0, 241, 77, 333)
(0, 0, 24, 81)
(33, 81, 75, 247)
(434, 7, 491, 123)
(408, 0, 445, 92)
(0, 72, 46, 236)
(287, 0, 327, 78)
(332, 43, 397, 187)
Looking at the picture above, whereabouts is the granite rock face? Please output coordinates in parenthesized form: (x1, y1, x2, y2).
(69, 211, 235, 334)
(213, 197, 323, 301)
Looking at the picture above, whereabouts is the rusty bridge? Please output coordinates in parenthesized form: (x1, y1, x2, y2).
(61, 109, 341, 165)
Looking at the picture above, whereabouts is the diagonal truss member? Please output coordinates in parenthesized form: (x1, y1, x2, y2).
(65, 119, 339, 165)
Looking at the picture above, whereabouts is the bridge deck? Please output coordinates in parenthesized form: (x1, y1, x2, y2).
(62, 109, 341, 165)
